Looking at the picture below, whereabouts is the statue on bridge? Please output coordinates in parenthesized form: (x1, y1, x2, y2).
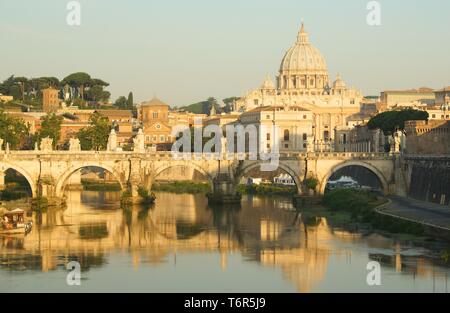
(40, 137, 53, 152)
(107, 129, 118, 151)
(69, 138, 81, 151)
(133, 129, 145, 153)
(390, 130, 404, 153)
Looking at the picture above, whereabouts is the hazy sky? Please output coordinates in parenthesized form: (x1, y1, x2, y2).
(1, 0, 449, 107)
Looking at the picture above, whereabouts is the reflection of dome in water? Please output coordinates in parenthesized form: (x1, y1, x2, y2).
(258, 217, 363, 292)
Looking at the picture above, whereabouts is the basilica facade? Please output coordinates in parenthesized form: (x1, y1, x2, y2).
(234, 24, 367, 152)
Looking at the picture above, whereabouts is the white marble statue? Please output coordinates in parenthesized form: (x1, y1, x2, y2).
(107, 129, 117, 151)
(69, 138, 81, 151)
(40, 137, 53, 152)
(133, 129, 145, 153)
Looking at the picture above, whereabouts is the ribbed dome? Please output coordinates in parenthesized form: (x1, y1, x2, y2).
(333, 74, 346, 89)
(279, 23, 328, 74)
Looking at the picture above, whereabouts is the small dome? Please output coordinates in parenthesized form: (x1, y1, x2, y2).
(261, 75, 275, 89)
(333, 74, 346, 89)
(142, 97, 169, 107)
(279, 23, 328, 75)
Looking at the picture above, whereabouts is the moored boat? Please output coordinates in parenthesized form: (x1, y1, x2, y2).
(1, 208, 33, 235)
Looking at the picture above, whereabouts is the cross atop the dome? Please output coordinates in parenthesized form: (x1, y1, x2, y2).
(297, 20, 309, 44)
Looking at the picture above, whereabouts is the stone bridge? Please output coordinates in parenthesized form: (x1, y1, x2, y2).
(0, 149, 405, 202)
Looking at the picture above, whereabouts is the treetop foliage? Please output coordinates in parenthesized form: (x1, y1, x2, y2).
(367, 109, 429, 135)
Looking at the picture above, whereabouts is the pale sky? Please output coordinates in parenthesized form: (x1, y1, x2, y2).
(0, 0, 449, 107)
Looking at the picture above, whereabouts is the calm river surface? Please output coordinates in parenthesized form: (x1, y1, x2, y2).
(1, 190, 449, 293)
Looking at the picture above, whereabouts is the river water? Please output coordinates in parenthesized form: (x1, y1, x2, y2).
(1, 190, 449, 293)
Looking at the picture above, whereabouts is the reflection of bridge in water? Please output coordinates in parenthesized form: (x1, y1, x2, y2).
(0, 191, 445, 292)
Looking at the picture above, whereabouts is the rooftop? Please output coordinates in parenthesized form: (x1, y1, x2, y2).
(141, 97, 170, 107)
(246, 105, 310, 113)
(382, 87, 435, 94)
(94, 109, 132, 116)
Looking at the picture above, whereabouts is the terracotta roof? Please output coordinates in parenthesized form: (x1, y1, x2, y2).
(141, 97, 170, 107)
(94, 109, 132, 116)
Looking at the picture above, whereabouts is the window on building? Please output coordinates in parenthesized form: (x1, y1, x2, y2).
(303, 143, 307, 149)
(284, 144, 289, 149)
(432, 114, 436, 118)
(160, 135, 165, 142)
(324, 131, 330, 140)
(284, 129, 290, 141)
(350, 99, 355, 105)
(266, 115, 271, 120)
(254, 99, 259, 106)
(152, 135, 157, 142)
(267, 143, 270, 149)
(303, 115, 307, 119)
(267, 133, 270, 141)
(152, 112, 158, 118)
(303, 133, 307, 141)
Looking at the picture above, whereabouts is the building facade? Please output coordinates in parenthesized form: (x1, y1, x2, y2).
(404, 120, 450, 155)
(238, 105, 314, 153)
(42, 87, 60, 113)
(380, 88, 436, 108)
(233, 24, 366, 148)
(0, 93, 13, 103)
(139, 97, 176, 148)
(435, 87, 450, 106)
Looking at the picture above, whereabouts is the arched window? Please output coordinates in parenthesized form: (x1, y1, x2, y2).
(284, 129, 290, 141)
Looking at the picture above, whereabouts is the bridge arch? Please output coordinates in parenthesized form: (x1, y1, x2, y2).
(0, 162, 37, 197)
(149, 161, 214, 190)
(319, 160, 389, 195)
(235, 161, 302, 193)
(55, 163, 126, 198)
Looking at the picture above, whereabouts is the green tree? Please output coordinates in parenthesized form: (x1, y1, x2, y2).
(114, 96, 128, 109)
(0, 76, 15, 95)
(206, 97, 220, 115)
(62, 72, 92, 100)
(223, 97, 239, 113)
(77, 112, 111, 150)
(368, 109, 429, 135)
(36, 114, 63, 148)
(100, 90, 111, 103)
(0, 110, 30, 149)
(86, 85, 106, 103)
(126, 92, 134, 110)
(13, 77, 28, 101)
